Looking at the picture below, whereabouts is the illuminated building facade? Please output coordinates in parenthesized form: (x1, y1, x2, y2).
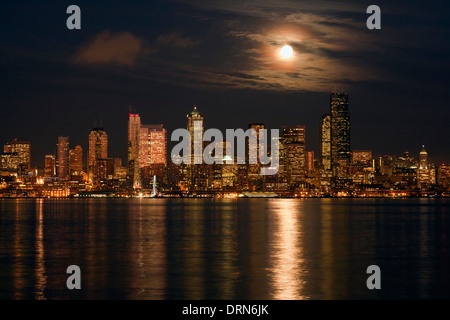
(93, 158, 114, 184)
(247, 123, 265, 174)
(88, 128, 108, 173)
(4, 140, 31, 170)
(128, 114, 142, 188)
(56, 136, 69, 180)
(352, 150, 373, 166)
(320, 114, 331, 170)
(330, 93, 350, 165)
(113, 157, 127, 180)
(283, 125, 306, 184)
(69, 145, 83, 177)
(187, 106, 204, 165)
(417, 146, 435, 188)
(186, 107, 209, 191)
(44, 154, 56, 177)
(0, 152, 20, 171)
(139, 124, 167, 167)
(307, 150, 314, 172)
(419, 145, 428, 169)
(438, 164, 450, 190)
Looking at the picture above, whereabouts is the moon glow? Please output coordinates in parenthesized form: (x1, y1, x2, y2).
(280, 45, 294, 58)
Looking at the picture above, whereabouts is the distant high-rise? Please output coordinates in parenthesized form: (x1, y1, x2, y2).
(93, 158, 114, 184)
(320, 114, 331, 170)
(419, 145, 428, 169)
(283, 125, 306, 183)
(186, 106, 209, 191)
(417, 146, 435, 188)
(56, 136, 69, 180)
(44, 155, 56, 177)
(139, 124, 167, 167)
(437, 164, 450, 190)
(88, 128, 108, 169)
(69, 145, 83, 176)
(330, 93, 350, 165)
(187, 106, 204, 164)
(4, 140, 31, 170)
(128, 114, 142, 188)
(248, 123, 265, 175)
(307, 150, 314, 172)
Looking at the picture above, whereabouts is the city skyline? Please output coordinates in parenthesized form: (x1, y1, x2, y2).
(1, 94, 448, 170)
(1, 93, 449, 198)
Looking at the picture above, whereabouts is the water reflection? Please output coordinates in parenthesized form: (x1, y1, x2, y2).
(319, 200, 334, 299)
(13, 200, 23, 299)
(34, 199, 46, 299)
(268, 200, 307, 299)
(1, 198, 449, 299)
(126, 199, 167, 299)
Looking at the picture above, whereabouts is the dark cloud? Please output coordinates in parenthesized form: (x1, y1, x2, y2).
(73, 31, 148, 67)
(156, 32, 200, 48)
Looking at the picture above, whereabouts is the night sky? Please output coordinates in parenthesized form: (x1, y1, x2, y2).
(1, 0, 449, 167)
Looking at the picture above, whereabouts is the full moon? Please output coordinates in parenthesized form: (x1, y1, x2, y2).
(280, 45, 293, 58)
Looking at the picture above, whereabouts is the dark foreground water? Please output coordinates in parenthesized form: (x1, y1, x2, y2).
(0, 198, 449, 300)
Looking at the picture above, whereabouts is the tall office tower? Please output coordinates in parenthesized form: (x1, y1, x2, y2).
(283, 125, 306, 184)
(44, 155, 56, 177)
(128, 113, 142, 188)
(4, 140, 31, 170)
(417, 146, 435, 188)
(56, 136, 69, 180)
(139, 124, 167, 167)
(187, 106, 204, 164)
(437, 164, 450, 190)
(186, 106, 208, 191)
(419, 145, 428, 169)
(320, 114, 331, 170)
(69, 145, 83, 176)
(113, 157, 127, 180)
(307, 150, 315, 172)
(93, 158, 114, 184)
(247, 123, 265, 173)
(330, 93, 350, 165)
(88, 128, 108, 170)
(273, 135, 285, 180)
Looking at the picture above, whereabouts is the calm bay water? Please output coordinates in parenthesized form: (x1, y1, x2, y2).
(0, 198, 449, 300)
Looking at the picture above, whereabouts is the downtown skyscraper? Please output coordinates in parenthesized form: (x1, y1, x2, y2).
(88, 128, 108, 171)
(69, 145, 83, 177)
(187, 106, 204, 165)
(320, 114, 331, 171)
(283, 125, 306, 184)
(128, 113, 142, 188)
(3, 140, 31, 170)
(330, 93, 351, 166)
(139, 125, 167, 167)
(56, 136, 69, 180)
